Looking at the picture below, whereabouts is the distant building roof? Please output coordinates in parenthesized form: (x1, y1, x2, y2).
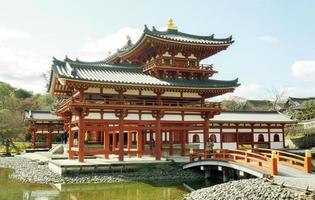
(24, 110, 62, 121)
(286, 97, 315, 107)
(210, 111, 295, 124)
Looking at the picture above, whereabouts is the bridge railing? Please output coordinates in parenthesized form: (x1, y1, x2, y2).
(253, 148, 313, 173)
(189, 149, 278, 175)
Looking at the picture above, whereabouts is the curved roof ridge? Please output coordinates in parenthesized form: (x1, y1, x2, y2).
(146, 26, 233, 42)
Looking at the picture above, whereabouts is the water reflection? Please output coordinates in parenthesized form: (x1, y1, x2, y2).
(55, 182, 186, 200)
(1, 168, 192, 200)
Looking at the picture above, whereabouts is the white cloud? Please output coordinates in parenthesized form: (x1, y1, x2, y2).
(291, 61, 315, 81)
(0, 26, 30, 41)
(80, 27, 142, 60)
(234, 83, 264, 98)
(258, 35, 278, 42)
(0, 45, 49, 93)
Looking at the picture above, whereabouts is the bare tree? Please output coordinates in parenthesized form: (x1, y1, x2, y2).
(267, 87, 287, 111)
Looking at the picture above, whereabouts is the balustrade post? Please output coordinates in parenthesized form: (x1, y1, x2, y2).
(304, 150, 313, 173)
(271, 150, 278, 175)
(189, 148, 194, 162)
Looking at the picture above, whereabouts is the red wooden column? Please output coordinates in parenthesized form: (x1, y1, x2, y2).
(68, 127, 74, 159)
(169, 131, 173, 156)
(118, 115, 125, 161)
(46, 130, 52, 149)
(104, 127, 110, 159)
(31, 131, 36, 149)
(137, 131, 142, 158)
(77, 88, 86, 162)
(282, 125, 285, 148)
(127, 131, 132, 157)
(112, 132, 117, 151)
(142, 130, 146, 151)
(203, 114, 210, 154)
(268, 124, 271, 148)
(78, 115, 85, 162)
(181, 130, 186, 156)
(155, 113, 162, 160)
(220, 124, 223, 149)
(236, 123, 239, 149)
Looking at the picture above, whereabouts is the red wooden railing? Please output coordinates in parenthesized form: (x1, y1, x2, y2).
(143, 59, 215, 71)
(60, 97, 222, 110)
(189, 148, 313, 175)
(253, 148, 313, 173)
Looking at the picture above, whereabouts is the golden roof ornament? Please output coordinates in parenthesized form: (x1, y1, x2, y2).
(167, 18, 177, 30)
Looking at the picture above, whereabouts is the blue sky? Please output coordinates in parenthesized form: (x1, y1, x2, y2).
(0, 0, 314, 99)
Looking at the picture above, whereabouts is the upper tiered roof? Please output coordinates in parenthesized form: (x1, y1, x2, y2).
(106, 19, 234, 64)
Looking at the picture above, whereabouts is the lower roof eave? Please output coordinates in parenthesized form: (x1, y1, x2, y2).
(62, 78, 238, 92)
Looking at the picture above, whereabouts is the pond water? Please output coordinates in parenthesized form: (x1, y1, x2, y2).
(0, 168, 219, 200)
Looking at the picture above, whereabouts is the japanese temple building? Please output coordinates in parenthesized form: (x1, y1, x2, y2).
(47, 20, 294, 162)
(24, 110, 64, 149)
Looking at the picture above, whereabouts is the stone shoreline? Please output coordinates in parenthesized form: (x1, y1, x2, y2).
(184, 178, 314, 200)
(0, 156, 202, 184)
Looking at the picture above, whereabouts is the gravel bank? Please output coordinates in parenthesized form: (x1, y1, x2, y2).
(184, 178, 308, 200)
(0, 156, 202, 184)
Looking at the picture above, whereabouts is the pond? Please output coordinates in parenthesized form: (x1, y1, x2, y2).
(0, 168, 219, 200)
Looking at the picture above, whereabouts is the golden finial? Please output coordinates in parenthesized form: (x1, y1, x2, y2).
(167, 18, 177, 30)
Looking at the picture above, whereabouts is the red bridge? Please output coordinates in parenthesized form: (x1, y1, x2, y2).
(185, 148, 313, 176)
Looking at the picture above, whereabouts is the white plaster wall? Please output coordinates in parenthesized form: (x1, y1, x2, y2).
(209, 128, 220, 133)
(124, 90, 139, 95)
(254, 133, 269, 142)
(103, 88, 117, 94)
(183, 92, 200, 98)
(238, 129, 252, 133)
(222, 143, 237, 149)
(125, 114, 139, 120)
(86, 113, 101, 119)
(254, 129, 268, 133)
(162, 91, 181, 97)
(85, 87, 100, 93)
(161, 114, 182, 121)
(222, 128, 237, 133)
(141, 114, 155, 120)
(184, 115, 203, 121)
(271, 142, 283, 149)
(142, 90, 155, 96)
(270, 129, 282, 133)
(103, 113, 118, 120)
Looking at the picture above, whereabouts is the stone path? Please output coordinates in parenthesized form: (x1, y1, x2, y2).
(275, 164, 315, 190)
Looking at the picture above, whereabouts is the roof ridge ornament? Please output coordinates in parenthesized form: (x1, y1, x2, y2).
(167, 18, 177, 31)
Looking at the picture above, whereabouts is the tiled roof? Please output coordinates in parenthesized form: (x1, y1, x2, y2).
(52, 58, 239, 89)
(210, 111, 295, 123)
(24, 110, 62, 121)
(287, 97, 315, 106)
(144, 25, 234, 45)
(105, 25, 233, 63)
